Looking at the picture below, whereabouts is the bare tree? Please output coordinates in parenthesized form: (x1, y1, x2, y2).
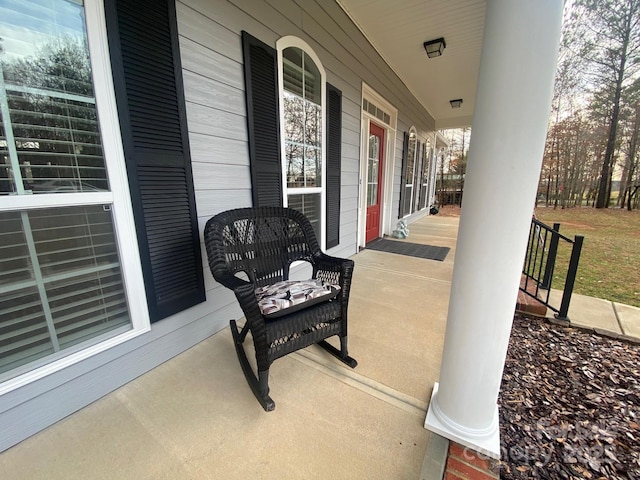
(570, 0, 640, 208)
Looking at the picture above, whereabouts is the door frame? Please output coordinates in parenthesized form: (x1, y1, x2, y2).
(358, 83, 398, 250)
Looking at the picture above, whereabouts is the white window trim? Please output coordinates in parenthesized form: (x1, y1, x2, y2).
(276, 36, 327, 250)
(0, 0, 150, 395)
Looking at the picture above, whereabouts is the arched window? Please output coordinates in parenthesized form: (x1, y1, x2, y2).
(421, 140, 433, 209)
(402, 127, 418, 216)
(277, 37, 326, 245)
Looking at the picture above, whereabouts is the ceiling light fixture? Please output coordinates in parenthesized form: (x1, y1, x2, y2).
(450, 99, 463, 109)
(423, 38, 446, 58)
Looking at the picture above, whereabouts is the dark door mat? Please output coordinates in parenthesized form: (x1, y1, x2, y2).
(365, 238, 450, 261)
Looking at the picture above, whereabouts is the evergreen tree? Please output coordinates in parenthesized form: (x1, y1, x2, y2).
(570, 0, 640, 208)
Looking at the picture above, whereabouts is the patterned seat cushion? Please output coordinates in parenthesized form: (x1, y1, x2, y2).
(255, 279, 341, 318)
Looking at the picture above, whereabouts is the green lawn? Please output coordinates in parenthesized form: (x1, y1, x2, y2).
(534, 207, 640, 308)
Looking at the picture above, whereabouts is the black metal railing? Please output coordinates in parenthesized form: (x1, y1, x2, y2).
(521, 217, 584, 321)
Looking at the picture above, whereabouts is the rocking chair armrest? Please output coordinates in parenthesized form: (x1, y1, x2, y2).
(314, 253, 355, 294)
(315, 253, 354, 276)
(232, 282, 268, 343)
(213, 271, 251, 291)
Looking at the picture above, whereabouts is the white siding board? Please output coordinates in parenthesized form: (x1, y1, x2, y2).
(342, 112, 360, 136)
(183, 70, 245, 116)
(342, 143, 360, 162)
(185, 102, 246, 141)
(177, 2, 243, 62)
(193, 163, 251, 191)
(341, 214, 358, 232)
(189, 134, 249, 167)
(342, 171, 358, 188)
(326, 75, 361, 106)
(264, 0, 303, 28)
(343, 129, 360, 148)
(196, 190, 253, 218)
(342, 185, 359, 201)
(185, 0, 279, 44)
(343, 97, 361, 118)
(229, 0, 304, 37)
(340, 197, 358, 214)
(180, 37, 244, 90)
(342, 144, 360, 166)
(341, 156, 360, 174)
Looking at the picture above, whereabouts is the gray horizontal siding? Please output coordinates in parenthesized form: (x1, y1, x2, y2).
(185, 103, 246, 140)
(180, 37, 244, 89)
(190, 134, 248, 166)
(192, 164, 251, 190)
(183, 70, 245, 116)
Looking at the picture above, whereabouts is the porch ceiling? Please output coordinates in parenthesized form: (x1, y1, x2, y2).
(337, 0, 486, 130)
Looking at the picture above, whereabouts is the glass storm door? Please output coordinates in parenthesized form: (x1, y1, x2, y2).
(366, 122, 385, 243)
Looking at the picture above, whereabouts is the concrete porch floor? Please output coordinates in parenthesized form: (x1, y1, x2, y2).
(0, 214, 459, 480)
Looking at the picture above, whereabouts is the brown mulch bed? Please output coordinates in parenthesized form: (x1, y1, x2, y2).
(499, 315, 640, 479)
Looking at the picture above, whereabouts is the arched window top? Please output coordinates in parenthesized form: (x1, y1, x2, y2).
(277, 36, 325, 77)
(276, 36, 326, 245)
(406, 127, 418, 177)
(277, 37, 325, 107)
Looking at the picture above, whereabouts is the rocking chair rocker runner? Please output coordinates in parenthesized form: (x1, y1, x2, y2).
(204, 207, 357, 411)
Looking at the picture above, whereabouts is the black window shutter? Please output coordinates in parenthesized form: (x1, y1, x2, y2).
(326, 83, 342, 249)
(105, 0, 205, 322)
(398, 132, 409, 217)
(241, 31, 282, 207)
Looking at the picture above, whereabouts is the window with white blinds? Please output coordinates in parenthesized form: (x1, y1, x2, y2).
(279, 41, 325, 244)
(421, 142, 433, 209)
(403, 129, 417, 216)
(0, 0, 134, 381)
(287, 193, 321, 235)
(0, 0, 109, 195)
(0, 206, 130, 375)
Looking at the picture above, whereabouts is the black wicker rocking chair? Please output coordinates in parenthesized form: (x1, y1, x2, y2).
(204, 207, 357, 411)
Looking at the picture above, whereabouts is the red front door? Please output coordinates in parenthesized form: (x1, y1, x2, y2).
(366, 122, 385, 243)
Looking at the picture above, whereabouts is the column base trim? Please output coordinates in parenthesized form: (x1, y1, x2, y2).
(424, 383, 501, 459)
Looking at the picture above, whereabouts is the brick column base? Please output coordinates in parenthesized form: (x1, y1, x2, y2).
(444, 443, 499, 480)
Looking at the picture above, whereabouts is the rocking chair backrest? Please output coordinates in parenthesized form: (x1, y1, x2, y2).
(205, 207, 321, 288)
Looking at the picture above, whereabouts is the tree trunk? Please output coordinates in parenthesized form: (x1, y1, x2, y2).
(629, 185, 640, 210)
(597, 99, 623, 208)
(595, 1, 634, 208)
(622, 102, 640, 208)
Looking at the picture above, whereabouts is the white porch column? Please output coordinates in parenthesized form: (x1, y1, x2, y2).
(424, 0, 564, 458)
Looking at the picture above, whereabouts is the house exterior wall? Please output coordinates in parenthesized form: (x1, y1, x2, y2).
(0, 0, 438, 452)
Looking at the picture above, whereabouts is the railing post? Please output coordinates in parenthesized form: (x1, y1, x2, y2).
(557, 235, 584, 321)
(541, 222, 561, 289)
